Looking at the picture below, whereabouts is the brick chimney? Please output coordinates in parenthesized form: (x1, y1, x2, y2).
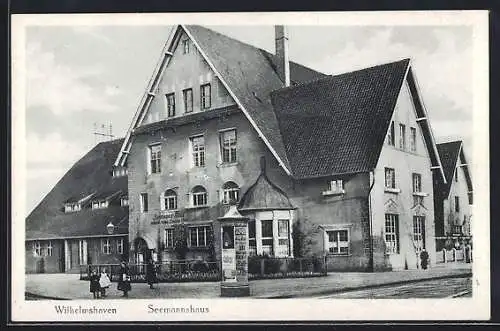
(275, 25, 290, 87)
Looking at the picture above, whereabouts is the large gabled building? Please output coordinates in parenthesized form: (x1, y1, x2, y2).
(25, 139, 129, 274)
(114, 25, 447, 271)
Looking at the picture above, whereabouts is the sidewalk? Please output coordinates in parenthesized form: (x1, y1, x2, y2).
(25, 262, 472, 300)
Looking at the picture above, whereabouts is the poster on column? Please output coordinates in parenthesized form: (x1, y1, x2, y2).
(222, 249, 236, 282)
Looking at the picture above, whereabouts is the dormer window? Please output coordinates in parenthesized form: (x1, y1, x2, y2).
(92, 200, 109, 210)
(65, 202, 81, 213)
(120, 196, 129, 207)
(113, 167, 128, 177)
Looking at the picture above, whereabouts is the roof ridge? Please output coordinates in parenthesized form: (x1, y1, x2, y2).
(271, 58, 411, 95)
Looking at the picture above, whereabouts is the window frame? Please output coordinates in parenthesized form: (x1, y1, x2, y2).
(220, 129, 237, 164)
(399, 123, 406, 150)
(412, 173, 422, 193)
(412, 216, 426, 253)
(149, 144, 162, 174)
(164, 228, 174, 248)
(410, 127, 417, 152)
(116, 238, 124, 255)
(33, 241, 41, 257)
(260, 220, 274, 256)
(387, 121, 395, 146)
(325, 229, 350, 256)
(183, 88, 193, 113)
(384, 214, 400, 254)
(384, 167, 396, 189)
(190, 135, 206, 168)
(163, 189, 178, 210)
(222, 181, 240, 205)
(102, 238, 111, 255)
(166, 93, 176, 118)
(120, 197, 129, 207)
(140, 193, 149, 213)
(192, 186, 208, 207)
(248, 220, 257, 256)
(188, 225, 211, 248)
(277, 219, 291, 257)
(46, 241, 53, 257)
(200, 83, 211, 110)
(182, 39, 190, 54)
(455, 196, 460, 212)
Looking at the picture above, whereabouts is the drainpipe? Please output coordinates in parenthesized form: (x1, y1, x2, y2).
(368, 171, 376, 272)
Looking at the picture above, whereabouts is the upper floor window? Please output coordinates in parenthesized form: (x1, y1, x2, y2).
(384, 168, 396, 189)
(329, 179, 344, 193)
(183, 88, 193, 113)
(220, 129, 237, 163)
(166, 93, 176, 118)
(455, 196, 460, 212)
(201, 83, 211, 110)
(192, 186, 207, 207)
(410, 127, 417, 152)
(412, 173, 422, 193)
(399, 124, 406, 150)
(182, 39, 190, 54)
(120, 197, 129, 207)
(140, 193, 149, 213)
(149, 144, 161, 174)
(163, 189, 178, 210)
(92, 200, 108, 209)
(387, 121, 395, 146)
(222, 181, 240, 205)
(326, 229, 349, 255)
(190, 135, 205, 167)
(102, 238, 111, 255)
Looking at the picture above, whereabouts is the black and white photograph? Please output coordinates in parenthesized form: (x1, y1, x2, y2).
(11, 11, 490, 321)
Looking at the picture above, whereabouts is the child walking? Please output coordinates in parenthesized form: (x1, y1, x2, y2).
(99, 268, 112, 297)
(89, 269, 100, 299)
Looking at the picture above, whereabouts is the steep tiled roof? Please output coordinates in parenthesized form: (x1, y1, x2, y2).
(271, 59, 410, 179)
(436, 141, 472, 197)
(26, 139, 128, 240)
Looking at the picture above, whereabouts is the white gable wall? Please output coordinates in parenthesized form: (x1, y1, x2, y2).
(370, 78, 436, 270)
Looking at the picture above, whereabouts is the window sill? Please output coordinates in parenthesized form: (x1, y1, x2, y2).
(322, 190, 345, 197)
(218, 162, 238, 168)
(413, 192, 429, 197)
(327, 253, 351, 257)
(185, 206, 209, 210)
(384, 188, 401, 194)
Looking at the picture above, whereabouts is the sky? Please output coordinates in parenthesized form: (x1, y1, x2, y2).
(24, 24, 473, 216)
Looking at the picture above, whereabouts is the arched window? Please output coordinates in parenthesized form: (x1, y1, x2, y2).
(192, 186, 207, 207)
(222, 181, 240, 205)
(164, 189, 178, 210)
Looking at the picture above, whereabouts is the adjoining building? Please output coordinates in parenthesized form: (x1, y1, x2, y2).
(434, 140, 473, 251)
(25, 139, 129, 274)
(114, 25, 447, 271)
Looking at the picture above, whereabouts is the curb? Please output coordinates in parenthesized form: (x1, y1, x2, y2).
(255, 271, 473, 299)
(25, 292, 70, 300)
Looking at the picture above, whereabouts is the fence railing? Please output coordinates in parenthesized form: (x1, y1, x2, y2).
(248, 256, 327, 280)
(80, 256, 328, 282)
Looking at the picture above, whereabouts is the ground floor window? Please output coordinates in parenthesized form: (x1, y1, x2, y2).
(46, 241, 53, 257)
(261, 220, 274, 256)
(116, 238, 124, 254)
(164, 228, 173, 248)
(277, 219, 290, 257)
(384, 214, 400, 254)
(189, 225, 212, 247)
(326, 229, 349, 255)
(413, 216, 426, 253)
(33, 241, 41, 257)
(249, 218, 292, 257)
(102, 238, 111, 255)
(248, 220, 257, 256)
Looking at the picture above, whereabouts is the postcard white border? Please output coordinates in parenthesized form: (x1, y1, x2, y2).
(11, 11, 490, 322)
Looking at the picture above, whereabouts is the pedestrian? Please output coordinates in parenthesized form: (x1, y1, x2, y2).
(117, 261, 131, 297)
(99, 268, 112, 297)
(146, 258, 157, 289)
(89, 268, 100, 299)
(420, 249, 429, 270)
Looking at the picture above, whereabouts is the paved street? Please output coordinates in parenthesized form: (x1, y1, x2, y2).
(314, 277, 472, 299)
(25, 262, 472, 300)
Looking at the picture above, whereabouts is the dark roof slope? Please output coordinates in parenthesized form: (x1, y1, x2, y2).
(436, 140, 472, 196)
(271, 59, 410, 179)
(185, 25, 327, 174)
(26, 139, 128, 240)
